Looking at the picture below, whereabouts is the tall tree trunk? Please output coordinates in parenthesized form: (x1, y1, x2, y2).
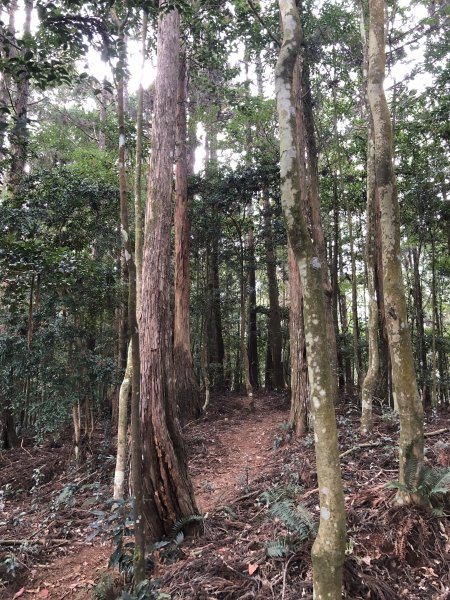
(367, 0, 424, 498)
(110, 10, 145, 579)
(412, 247, 429, 405)
(276, 3, 345, 596)
(430, 235, 438, 407)
(206, 239, 225, 388)
(134, 12, 147, 316)
(264, 194, 285, 389)
(140, 4, 199, 540)
(302, 63, 339, 403)
(174, 48, 201, 421)
(239, 229, 254, 407)
(361, 128, 379, 433)
(247, 228, 259, 388)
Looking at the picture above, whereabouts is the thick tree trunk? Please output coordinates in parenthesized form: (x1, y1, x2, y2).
(367, 0, 424, 498)
(174, 49, 201, 422)
(140, 5, 199, 540)
(134, 12, 147, 316)
(263, 194, 285, 389)
(276, 3, 346, 597)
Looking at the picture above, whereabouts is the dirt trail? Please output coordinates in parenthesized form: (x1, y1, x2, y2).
(1, 392, 289, 599)
(187, 393, 290, 511)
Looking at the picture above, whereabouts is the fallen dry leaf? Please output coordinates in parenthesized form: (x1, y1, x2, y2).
(13, 588, 25, 599)
(38, 590, 49, 598)
(248, 563, 259, 575)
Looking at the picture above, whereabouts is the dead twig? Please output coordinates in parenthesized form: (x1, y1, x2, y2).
(424, 428, 448, 437)
(340, 442, 380, 459)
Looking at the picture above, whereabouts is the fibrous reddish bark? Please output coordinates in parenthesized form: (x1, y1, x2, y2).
(174, 49, 201, 422)
(140, 4, 199, 540)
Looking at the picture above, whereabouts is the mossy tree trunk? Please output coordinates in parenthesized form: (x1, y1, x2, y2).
(367, 0, 424, 496)
(276, 2, 346, 597)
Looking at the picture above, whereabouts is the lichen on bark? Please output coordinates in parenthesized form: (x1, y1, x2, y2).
(276, 1, 346, 597)
(367, 0, 424, 498)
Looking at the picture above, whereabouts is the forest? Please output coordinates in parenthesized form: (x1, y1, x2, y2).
(0, 0, 449, 597)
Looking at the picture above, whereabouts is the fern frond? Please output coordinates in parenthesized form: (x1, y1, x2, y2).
(268, 500, 315, 540)
(171, 514, 203, 537)
(429, 469, 450, 496)
(265, 538, 288, 558)
(404, 445, 419, 488)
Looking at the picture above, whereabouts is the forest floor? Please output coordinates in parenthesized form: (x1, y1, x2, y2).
(1, 392, 450, 600)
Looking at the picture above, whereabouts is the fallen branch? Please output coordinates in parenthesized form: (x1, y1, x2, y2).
(0, 539, 69, 546)
(340, 442, 380, 459)
(424, 428, 448, 438)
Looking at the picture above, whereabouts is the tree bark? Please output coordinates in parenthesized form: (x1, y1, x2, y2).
(367, 0, 424, 498)
(140, 4, 199, 540)
(134, 12, 148, 317)
(412, 247, 429, 405)
(111, 9, 145, 579)
(174, 48, 201, 421)
(247, 228, 259, 388)
(276, 3, 346, 596)
(288, 242, 308, 436)
(302, 63, 338, 403)
(361, 128, 379, 434)
(263, 194, 285, 389)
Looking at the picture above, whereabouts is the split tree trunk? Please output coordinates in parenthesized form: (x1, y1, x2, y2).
(140, 4, 199, 540)
(276, 2, 346, 596)
(367, 0, 424, 496)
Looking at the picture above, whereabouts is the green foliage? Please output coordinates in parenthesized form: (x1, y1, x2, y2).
(260, 485, 316, 558)
(0, 167, 121, 437)
(386, 445, 450, 511)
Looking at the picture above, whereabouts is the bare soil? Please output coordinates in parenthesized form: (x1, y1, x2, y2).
(1, 392, 449, 600)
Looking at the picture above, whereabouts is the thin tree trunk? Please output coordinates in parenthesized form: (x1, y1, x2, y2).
(361, 128, 379, 434)
(430, 235, 438, 407)
(288, 242, 308, 436)
(367, 0, 424, 499)
(303, 63, 338, 403)
(174, 48, 201, 421)
(113, 342, 131, 500)
(276, 3, 345, 596)
(263, 194, 285, 389)
(239, 228, 254, 407)
(247, 228, 259, 388)
(111, 9, 145, 579)
(140, 4, 199, 541)
(412, 247, 429, 405)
